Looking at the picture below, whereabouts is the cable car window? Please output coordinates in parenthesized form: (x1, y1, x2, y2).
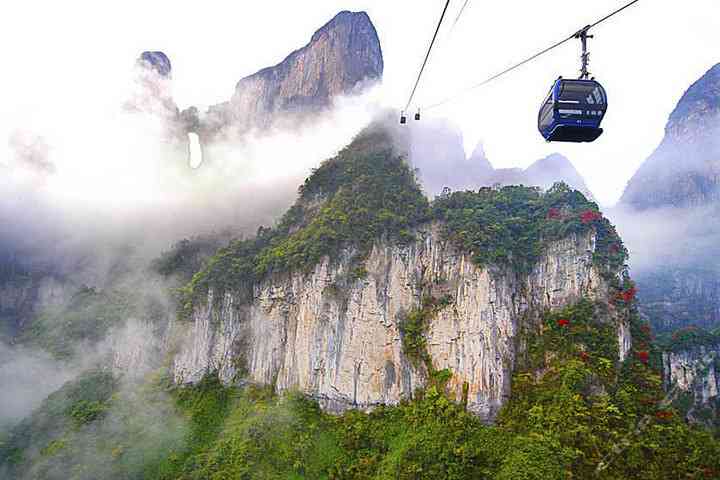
(559, 82, 603, 104)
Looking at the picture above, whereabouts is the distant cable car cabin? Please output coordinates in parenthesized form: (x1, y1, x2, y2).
(400, 111, 407, 124)
(538, 77, 607, 142)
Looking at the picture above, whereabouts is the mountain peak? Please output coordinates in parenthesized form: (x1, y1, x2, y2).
(620, 62, 720, 209)
(187, 10, 383, 139)
(666, 63, 720, 137)
(311, 11, 375, 41)
(137, 51, 172, 77)
(468, 142, 494, 173)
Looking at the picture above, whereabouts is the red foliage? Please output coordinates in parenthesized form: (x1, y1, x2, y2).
(640, 324, 652, 334)
(609, 243, 621, 253)
(557, 318, 570, 328)
(580, 210, 602, 224)
(654, 410, 673, 420)
(547, 207, 562, 220)
(617, 286, 638, 303)
(636, 350, 650, 363)
(579, 351, 590, 361)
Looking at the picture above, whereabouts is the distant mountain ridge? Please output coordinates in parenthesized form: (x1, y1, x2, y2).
(484, 152, 595, 201)
(407, 120, 594, 199)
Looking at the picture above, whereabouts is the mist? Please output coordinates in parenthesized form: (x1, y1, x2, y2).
(0, 342, 77, 429)
(0, 50, 392, 444)
(611, 203, 720, 276)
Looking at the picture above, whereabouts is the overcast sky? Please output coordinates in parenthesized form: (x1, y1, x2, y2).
(2, 0, 719, 205)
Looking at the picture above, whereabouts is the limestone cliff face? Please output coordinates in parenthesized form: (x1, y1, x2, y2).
(172, 226, 622, 420)
(186, 11, 383, 138)
(663, 344, 720, 422)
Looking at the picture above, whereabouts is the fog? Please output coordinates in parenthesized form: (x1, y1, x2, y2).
(0, 343, 77, 429)
(611, 203, 720, 275)
(0, 55, 388, 440)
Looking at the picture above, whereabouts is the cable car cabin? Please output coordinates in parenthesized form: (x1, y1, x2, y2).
(538, 79, 607, 142)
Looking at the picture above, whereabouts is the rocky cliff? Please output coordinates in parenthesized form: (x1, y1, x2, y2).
(172, 226, 619, 420)
(663, 342, 720, 426)
(184, 11, 383, 139)
(170, 126, 629, 421)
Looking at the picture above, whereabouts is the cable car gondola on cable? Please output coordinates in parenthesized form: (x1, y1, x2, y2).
(538, 26, 607, 143)
(538, 77, 607, 142)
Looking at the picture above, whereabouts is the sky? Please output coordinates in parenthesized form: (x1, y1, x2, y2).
(2, 0, 719, 205)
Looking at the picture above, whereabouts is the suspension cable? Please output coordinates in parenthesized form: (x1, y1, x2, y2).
(419, 0, 641, 112)
(450, 0, 471, 31)
(404, 0, 452, 112)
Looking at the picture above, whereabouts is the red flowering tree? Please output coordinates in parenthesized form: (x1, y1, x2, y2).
(580, 210, 602, 224)
(618, 286, 637, 303)
(556, 318, 570, 328)
(547, 207, 562, 220)
(636, 350, 649, 363)
(654, 410, 673, 420)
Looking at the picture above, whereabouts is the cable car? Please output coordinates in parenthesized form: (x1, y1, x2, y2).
(400, 111, 407, 124)
(538, 78, 607, 142)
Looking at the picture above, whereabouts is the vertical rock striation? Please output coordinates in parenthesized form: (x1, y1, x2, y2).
(172, 226, 620, 421)
(663, 343, 720, 423)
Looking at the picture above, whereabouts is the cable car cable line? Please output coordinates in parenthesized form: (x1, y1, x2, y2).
(403, 0, 452, 114)
(416, 0, 641, 113)
(450, 0, 472, 31)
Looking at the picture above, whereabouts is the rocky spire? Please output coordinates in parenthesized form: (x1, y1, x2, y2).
(185, 11, 384, 139)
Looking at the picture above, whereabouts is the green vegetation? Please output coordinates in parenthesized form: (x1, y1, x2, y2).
(501, 300, 720, 479)
(0, 370, 117, 473)
(6, 300, 719, 479)
(657, 325, 720, 352)
(19, 286, 158, 359)
(6, 125, 711, 479)
(183, 128, 430, 309)
(432, 183, 626, 276)
(152, 235, 227, 284)
(183, 127, 626, 317)
(399, 295, 452, 371)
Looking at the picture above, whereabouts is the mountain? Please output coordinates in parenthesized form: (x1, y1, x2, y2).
(7, 124, 720, 480)
(621, 64, 720, 209)
(484, 153, 595, 201)
(407, 120, 594, 199)
(617, 63, 720, 333)
(171, 125, 628, 420)
(183, 10, 383, 139)
(663, 332, 720, 428)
